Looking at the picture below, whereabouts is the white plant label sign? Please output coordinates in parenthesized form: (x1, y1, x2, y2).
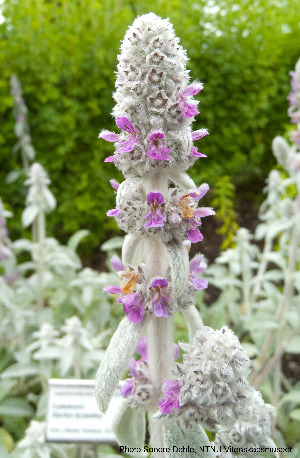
(46, 379, 121, 443)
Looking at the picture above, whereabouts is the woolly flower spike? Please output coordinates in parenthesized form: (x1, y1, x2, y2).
(150, 277, 171, 317)
(147, 130, 171, 161)
(143, 191, 166, 228)
(158, 326, 274, 434)
(22, 163, 56, 227)
(98, 13, 209, 176)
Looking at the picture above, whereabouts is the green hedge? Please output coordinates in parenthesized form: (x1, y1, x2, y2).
(0, 0, 300, 251)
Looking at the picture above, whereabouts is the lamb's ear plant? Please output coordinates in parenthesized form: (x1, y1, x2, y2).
(95, 13, 276, 457)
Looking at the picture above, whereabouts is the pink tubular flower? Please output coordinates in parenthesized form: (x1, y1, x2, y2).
(109, 179, 120, 191)
(136, 335, 148, 361)
(120, 336, 149, 399)
(188, 218, 203, 243)
(107, 207, 120, 217)
(143, 191, 166, 228)
(191, 129, 208, 158)
(151, 278, 170, 318)
(110, 255, 125, 272)
(189, 254, 208, 290)
(99, 116, 139, 161)
(147, 130, 171, 161)
(120, 378, 135, 397)
(179, 82, 203, 118)
(158, 379, 181, 414)
(122, 292, 145, 323)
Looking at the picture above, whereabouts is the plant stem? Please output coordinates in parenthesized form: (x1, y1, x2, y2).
(143, 227, 174, 456)
(251, 235, 273, 302)
(147, 316, 174, 456)
(37, 209, 45, 310)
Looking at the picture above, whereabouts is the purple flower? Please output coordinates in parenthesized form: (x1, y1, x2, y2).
(103, 285, 122, 294)
(115, 117, 139, 152)
(174, 343, 180, 360)
(122, 292, 144, 323)
(191, 129, 208, 157)
(189, 254, 208, 290)
(120, 378, 135, 398)
(107, 207, 120, 217)
(147, 130, 171, 161)
(179, 82, 203, 118)
(4, 272, 18, 284)
(136, 335, 148, 361)
(110, 255, 125, 272)
(109, 179, 120, 191)
(158, 380, 181, 414)
(188, 218, 203, 243)
(151, 278, 170, 318)
(143, 191, 166, 228)
(99, 116, 139, 161)
(190, 183, 210, 201)
(290, 130, 300, 146)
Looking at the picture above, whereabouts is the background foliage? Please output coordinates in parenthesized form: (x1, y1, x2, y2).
(1, 0, 300, 252)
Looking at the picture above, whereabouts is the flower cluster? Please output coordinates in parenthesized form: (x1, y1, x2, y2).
(213, 390, 274, 457)
(104, 250, 209, 322)
(103, 255, 176, 322)
(121, 336, 180, 408)
(107, 181, 214, 244)
(158, 326, 273, 438)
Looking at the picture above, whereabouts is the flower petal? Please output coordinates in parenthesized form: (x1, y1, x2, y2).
(180, 82, 203, 97)
(116, 117, 136, 134)
(103, 285, 122, 294)
(192, 129, 208, 141)
(99, 130, 120, 142)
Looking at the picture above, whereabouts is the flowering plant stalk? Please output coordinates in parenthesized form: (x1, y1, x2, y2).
(95, 14, 276, 457)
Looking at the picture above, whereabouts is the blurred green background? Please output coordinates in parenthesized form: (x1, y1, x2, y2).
(1, 0, 300, 255)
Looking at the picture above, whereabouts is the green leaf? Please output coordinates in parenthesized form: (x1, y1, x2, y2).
(0, 363, 40, 379)
(281, 390, 300, 405)
(112, 399, 147, 457)
(101, 237, 125, 252)
(289, 409, 300, 421)
(95, 316, 149, 413)
(164, 421, 215, 457)
(67, 229, 90, 251)
(0, 381, 16, 403)
(285, 336, 300, 354)
(0, 397, 34, 417)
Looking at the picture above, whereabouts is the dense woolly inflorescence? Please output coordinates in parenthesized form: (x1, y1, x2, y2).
(158, 326, 274, 447)
(99, 13, 208, 177)
(100, 13, 213, 324)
